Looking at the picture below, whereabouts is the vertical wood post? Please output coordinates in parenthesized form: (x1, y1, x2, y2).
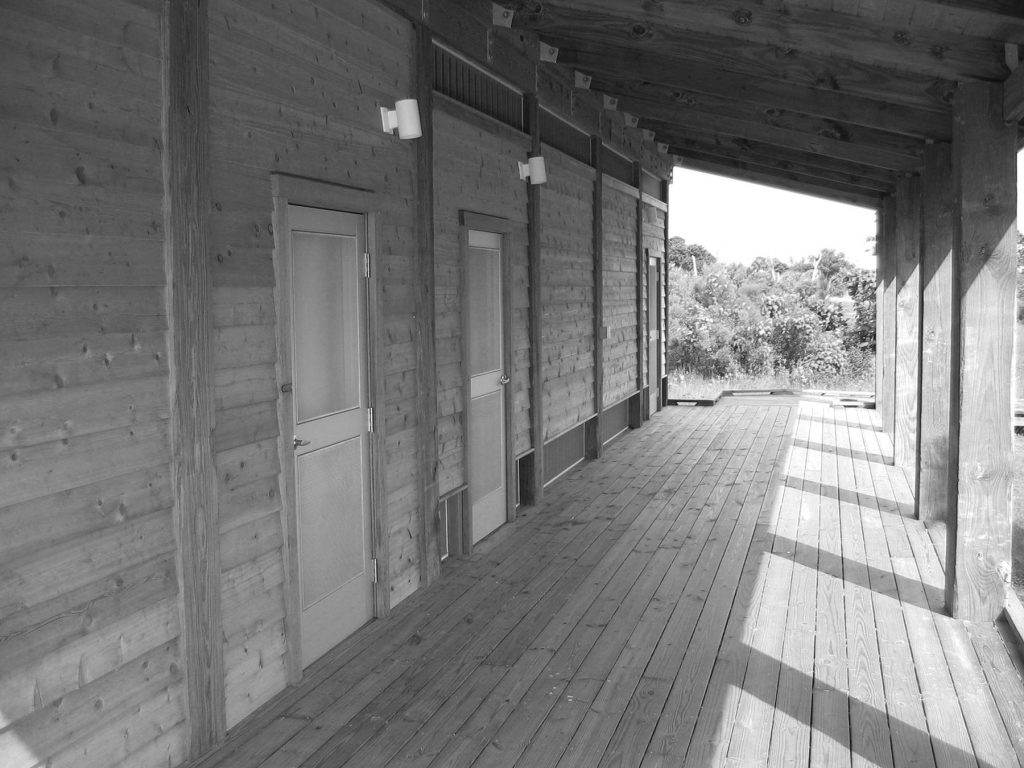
(633, 161, 646, 426)
(946, 81, 1017, 622)
(587, 138, 605, 459)
(415, 23, 441, 586)
(878, 195, 898, 437)
(916, 143, 955, 524)
(874, 208, 884, 412)
(894, 175, 921, 469)
(162, 0, 224, 755)
(662, 178, 670, 408)
(526, 94, 545, 502)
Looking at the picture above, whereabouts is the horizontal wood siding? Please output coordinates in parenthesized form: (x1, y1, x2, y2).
(206, 0, 420, 720)
(0, 1, 187, 767)
(603, 181, 640, 406)
(540, 148, 596, 440)
(432, 106, 530, 493)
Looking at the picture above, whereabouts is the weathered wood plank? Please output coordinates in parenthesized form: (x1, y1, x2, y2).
(947, 81, 1017, 622)
(917, 143, 955, 524)
(163, 0, 224, 753)
(894, 175, 921, 470)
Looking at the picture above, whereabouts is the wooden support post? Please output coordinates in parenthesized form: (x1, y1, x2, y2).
(633, 161, 646, 427)
(415, 23, 441, 586)
(588, 137, 605, 459)
(894, 175, 921, 469)
(947, 81, 1018, 622)
(162, 0, 224, 755)
(878, 195, 898, 437)
(916, 143, 955, 525)
(526, 94, 545, 502)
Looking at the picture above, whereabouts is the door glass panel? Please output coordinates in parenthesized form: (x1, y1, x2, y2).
(292, 231, 361, 422)
(469, 391, 504, 504)
(467, 244, 501, 376)
(298, 438, 365, 609)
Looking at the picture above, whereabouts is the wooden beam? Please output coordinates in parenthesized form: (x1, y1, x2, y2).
(162, 0, 224, 756)
(644, 113, 922, 173)
(517, 0, 1007, 80)
(588, 137, 604, 459)
(916, 143, 955, 525)
(675, 155, 883, 210)
(879, 194, 899, 435)
(526, 94, 545, 502)
(665, 132, 899, 190)
(558, 47, 949, 140)
(634, 161, 646, 424)
(671, 145, 892, 199)
(1005, 64, 1024, 123)
(893, 175, 921, 470)
(947, 81, 1018, 622)
(777, 0, 1024, 41)
(414, 23, 441, 589)
(520, 5, 983, 94)
(608, 86, 935, 162)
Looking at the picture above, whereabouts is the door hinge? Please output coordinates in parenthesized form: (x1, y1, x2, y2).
(367, 406, 374, 433)
(364, 252, 371, 279)
(371, 558, 379, 584)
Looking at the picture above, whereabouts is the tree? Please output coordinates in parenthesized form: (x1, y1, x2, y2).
(667, 236, 716, 274)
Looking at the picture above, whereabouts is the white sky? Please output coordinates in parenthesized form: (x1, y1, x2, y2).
(668, 151, 1024, 271)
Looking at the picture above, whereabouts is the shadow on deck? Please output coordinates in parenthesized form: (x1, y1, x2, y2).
(191, 401, 1024, 768)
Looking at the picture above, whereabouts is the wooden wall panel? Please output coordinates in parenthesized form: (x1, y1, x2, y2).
(0, 1, 187, 766)
(432, 105, 530, 493)
(643, 203, 666, 391)
(540, 149, 597, 440)
(206, 0, 421, 719)
(602, 181, 640, 407)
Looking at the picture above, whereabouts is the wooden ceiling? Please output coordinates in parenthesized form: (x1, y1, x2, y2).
(507, 0, 1024, 208)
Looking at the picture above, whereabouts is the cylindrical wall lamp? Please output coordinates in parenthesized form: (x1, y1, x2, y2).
(380, 99, 422, 140)
(518, 156, 547, 185)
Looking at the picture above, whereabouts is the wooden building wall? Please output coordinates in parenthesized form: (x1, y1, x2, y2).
(0, 2, 188, 767)
(539, 148, 597, 440)
(602, 180, 641, 407)
(0, 0, 670, 765)
(432, 102, 531, 493)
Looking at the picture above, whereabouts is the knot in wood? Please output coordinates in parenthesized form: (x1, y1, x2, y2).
(629, 22, 653, 40)
(930, 45, 948, 59)
(732, 8, 752, 25)
(893, 30, 911, 46)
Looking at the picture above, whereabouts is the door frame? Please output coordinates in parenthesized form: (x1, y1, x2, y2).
(459, 211, 516, 553)
(271, 173, 388, 683)
(648, 253, 662, 414)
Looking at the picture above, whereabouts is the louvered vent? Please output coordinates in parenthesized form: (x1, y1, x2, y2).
(433, 43, 525, 132)
(539, 109, 593, 166)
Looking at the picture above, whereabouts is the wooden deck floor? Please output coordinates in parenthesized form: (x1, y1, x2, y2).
(192, 400, 1024, 768)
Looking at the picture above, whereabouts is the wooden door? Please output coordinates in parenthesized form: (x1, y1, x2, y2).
(466, 230, 507, 543)
(648, 257, 662, 412)
(288, 205, 373, 667)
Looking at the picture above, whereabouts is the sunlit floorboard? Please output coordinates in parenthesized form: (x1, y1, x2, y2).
(191, 399, 1024, 768)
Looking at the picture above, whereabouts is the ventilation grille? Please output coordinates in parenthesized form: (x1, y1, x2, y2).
(601, 399, 630, 445)
(540, 109, 592, 166)
(544, 423, 586, 487)
(603, 149, 635, 187)
(433, 44, 525, 131)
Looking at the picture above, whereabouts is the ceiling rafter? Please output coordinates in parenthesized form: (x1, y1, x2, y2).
(514, 0, 1010, 81)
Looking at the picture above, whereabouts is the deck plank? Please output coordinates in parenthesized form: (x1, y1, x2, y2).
(186, 401, 1024, 768)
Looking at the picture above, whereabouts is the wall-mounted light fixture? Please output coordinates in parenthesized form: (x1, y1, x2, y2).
(518, 156, 548, 185)
(380, 99, 422, 140)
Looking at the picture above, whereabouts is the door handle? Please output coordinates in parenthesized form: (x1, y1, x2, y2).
(498, 373, 510, 385)
(293, 436, 310, 449)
